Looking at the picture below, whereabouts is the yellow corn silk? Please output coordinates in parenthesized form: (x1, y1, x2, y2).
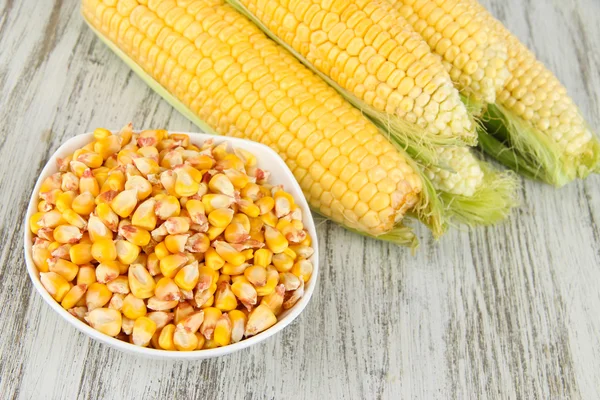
(82, 0, 450, 242)
(31, 127, 318, 350)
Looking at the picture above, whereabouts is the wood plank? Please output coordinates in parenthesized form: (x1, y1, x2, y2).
(0, 0, 598, 399)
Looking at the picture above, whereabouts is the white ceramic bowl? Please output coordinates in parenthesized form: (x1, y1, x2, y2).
(23, 131, 319, 359)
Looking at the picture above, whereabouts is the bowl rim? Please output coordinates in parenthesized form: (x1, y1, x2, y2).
(23, 130, 319, 359)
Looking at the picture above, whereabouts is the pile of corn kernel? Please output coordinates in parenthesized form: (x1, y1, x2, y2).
(29, 125, 314, 351)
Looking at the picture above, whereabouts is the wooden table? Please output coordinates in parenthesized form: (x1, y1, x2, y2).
(1, 0, 599, 398)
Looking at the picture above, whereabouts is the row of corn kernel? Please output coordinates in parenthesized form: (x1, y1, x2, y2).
(30, 125, 314, 350)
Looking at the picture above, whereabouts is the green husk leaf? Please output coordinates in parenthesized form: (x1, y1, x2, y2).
(83, 12, 439, 246)
(226, 0, 476, 168)
(478, 102, 600, 187)
(440, 160, 520, 226)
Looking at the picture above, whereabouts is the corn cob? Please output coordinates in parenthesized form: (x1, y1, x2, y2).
(387, 0, 510, 104)
(469, 2, 600, 185)
(82, 0, 447, 242)
(227, 0, 476, 162)
(226, 0, 518, 224)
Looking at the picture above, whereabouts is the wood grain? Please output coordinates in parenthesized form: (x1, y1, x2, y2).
(0, 0, 599, 399)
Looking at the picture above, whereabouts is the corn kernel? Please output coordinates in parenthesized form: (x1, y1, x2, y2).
(155, 277, 182, 301)
(260, 211, 278, 227)
(86, 282, 112, 310)
(108, 292, 125, 310)
(208, 174, 235, 196)
(221, 262, 249, 276)
(122, 293, 147, 319)
(292, 259, 314, 282)
(214, 314, 233, 346)
(155, 195, 181, 219)
(85, 308, 122, 337)
(62, 209, 87, 229)
(95, 261, 120, 284)
(53, 225, 83, 244)
(173, 325, 199, 351)
(132, 316, 157, 347)
(158, 323, 177, 350)
(147, 296, 179, 311)
(154, 241, 170, 260)
(91, 238, 117, 263)
(245, 304, 277, 337)
(70, 192, 95, 216)
(106, 275, 130, 294)
(231, 278, 258, 310)
(119, 224, 151, 246)
(61, 284, 88, 309)
(115, 239, 140, 264)
(202, 194, 235, 213)
(205, 247, 226, 270)
(200, 307, 222, 340)
(174, 261, 200, 291)
(48, 257, 79, 281)
(40, 272, 71, 302)
(214, 282, 238, 312)
(261, 284, 285, 316)
(272, 253, 294, 272)
(159, 253, 188, 278)
(131, 198, 157, 230)
(265, 226, 288, 254)
(88, 215, 113, 242)
(129, 263, 156, 299)
(55, 191, 77, 213)
(165, 217, 191, 234)
(147, 311, 173, 330)
(32, 242, 51, 272)
(229, 310, 247, 343)
(244, 265, 267, 287)
(77, 265, 97, 286)
(256, 266, 279, 297)
(213, 241, 245, 266)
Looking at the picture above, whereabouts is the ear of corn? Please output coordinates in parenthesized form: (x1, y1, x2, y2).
(81, 0, 450, 244)
(468, 2, 600, 186)
(226, 0, 477, 166)
(225, 0, 518, 225)
(387, 0, 510, 104)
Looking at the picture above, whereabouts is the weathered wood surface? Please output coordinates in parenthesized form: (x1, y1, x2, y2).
(1, 0, 599, 398)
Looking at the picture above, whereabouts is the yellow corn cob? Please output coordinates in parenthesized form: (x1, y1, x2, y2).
(468, 2, 600, 184)
(81, 0, 441, 242)
(388, 0, 509, 103)
(425, 146, 483, 196)
(226, 0, 518, 222)
(228, 0, 476, 149)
